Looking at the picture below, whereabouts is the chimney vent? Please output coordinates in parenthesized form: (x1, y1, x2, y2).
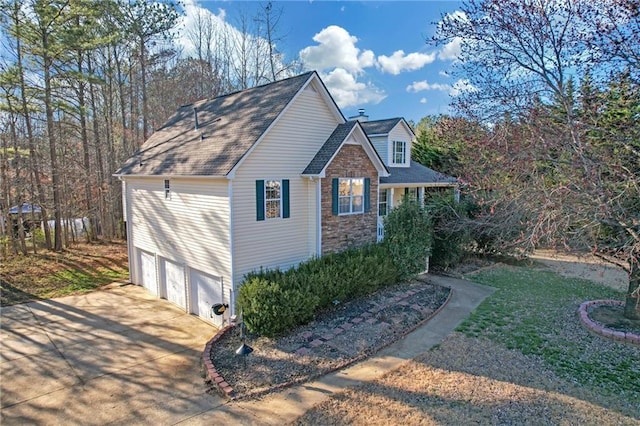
(193, 107, 199, 130)
(348, 108, 368, 122)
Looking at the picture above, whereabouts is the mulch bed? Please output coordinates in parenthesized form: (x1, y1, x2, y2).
(208, 276, 450, 399)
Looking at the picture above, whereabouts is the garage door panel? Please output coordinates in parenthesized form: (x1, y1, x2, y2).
(161, 259, 186, 310)
(190, 270, 223, 326)
(138, 249, 157, 295)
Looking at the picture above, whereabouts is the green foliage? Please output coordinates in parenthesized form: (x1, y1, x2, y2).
(425, 193, 473, 269)
(237, 244, 399, 336)
(237, 277, 319, 337)
(461, 266, 639, 400)
(382, 198, 433, 279)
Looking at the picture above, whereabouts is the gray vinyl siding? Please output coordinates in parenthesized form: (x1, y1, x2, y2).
(232, 87, 338, 285)
(370, 136, 388, 167)
(126, 177, 232, 296)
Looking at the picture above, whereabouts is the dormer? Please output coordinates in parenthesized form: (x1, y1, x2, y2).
(360, 117, 414, 168)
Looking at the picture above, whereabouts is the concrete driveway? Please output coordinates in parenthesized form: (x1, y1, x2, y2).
(1, 283, 223, 425)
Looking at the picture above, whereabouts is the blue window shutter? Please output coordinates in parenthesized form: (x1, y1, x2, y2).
(364, 178, 371, 212)
(332, 178, 339, 215)
(282, 179, 290, 218)
(256, 180, 265, 221)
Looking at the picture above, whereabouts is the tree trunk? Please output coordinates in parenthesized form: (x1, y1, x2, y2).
(77, 51, 94, 242)
(42, 39, 63, 251)
(139, 38, 149, 140)
(624, 261, 640, 320)
(87, 56, 104, 238)
(12, 0, 51, 250)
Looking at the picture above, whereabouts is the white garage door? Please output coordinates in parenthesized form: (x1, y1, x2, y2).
(190, 270, 223, 326)
(161, 258, 186, 310)
(138, 249, 157, 295)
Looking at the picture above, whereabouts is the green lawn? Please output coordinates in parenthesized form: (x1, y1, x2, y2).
(460, 265, 640, 400)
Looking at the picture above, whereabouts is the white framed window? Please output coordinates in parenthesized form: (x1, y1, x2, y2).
(378, 189, 388, 216)
(392, 140, 407, 165)
(338, 178, 364, 214)
(407, 187, 418, 201)
(265, 179, 281, 219)
(164, 179, 170, 199)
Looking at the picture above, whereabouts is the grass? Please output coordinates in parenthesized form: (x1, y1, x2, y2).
(459, 265, 640, 400)
(1, 241, 129, 306)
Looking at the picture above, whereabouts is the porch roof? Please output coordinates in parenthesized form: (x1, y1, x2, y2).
(381, 161, 457, 186)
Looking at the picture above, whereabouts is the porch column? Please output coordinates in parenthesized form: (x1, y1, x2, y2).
(454, 187, 461, 203)
(419, 187, 425, 205)
(389, 188, 395, 209)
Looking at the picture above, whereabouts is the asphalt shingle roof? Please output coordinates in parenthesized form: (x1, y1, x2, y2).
(381, 161, 457, 185)
(115, 71, 315, 176)
(360, 118, 404, 136)
(302, 121, 358, 175)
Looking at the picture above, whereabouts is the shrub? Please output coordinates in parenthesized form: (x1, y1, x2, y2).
(237, 276, 319, 337)
(237, 243, 399, 336)
(425, 194, 474, 269)
(382, 198, 433, 279)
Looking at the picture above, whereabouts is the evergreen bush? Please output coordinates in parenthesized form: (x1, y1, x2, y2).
(236, 243, 399, 336)
(382, 198, 433, 279)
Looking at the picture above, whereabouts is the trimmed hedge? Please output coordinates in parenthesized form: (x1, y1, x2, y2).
(237, 243, 399, 337)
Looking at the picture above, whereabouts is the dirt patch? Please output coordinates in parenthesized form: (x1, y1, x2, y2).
(529, 250, 629, 292)
(589, 304, 640, 335)
(0, 240, 129, 306)
(209, 277, 450, 399)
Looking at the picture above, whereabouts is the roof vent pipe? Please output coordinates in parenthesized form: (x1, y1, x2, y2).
(193, 107, 199, 130)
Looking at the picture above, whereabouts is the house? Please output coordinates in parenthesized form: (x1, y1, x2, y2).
(114, 71, 456, 325)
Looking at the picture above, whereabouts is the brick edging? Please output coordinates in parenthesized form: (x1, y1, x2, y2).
(578, 300, 640, 345)
(202, 285, 454, 400)
(202, 324, 236, 398)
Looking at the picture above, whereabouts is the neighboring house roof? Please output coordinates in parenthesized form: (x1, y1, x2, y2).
(302, 121, 389, 177)
(381, 161, 457, 186)
(8, 203, 42, 214)
(115, 71, 317, 177)
(361, 118, 407, 136)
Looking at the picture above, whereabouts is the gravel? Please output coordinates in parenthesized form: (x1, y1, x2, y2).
(209, 277, 450, 398)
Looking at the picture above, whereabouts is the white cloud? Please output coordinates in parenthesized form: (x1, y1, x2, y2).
(438, 37, 462, 61)
(420, 98, 427, 104)
(299, 25, 375, 74)
(176, 0, 228, 56)
(377, 50, 436, 75)
(406, 80, 451, 93)
(321, 68, 386, 108)
(449, 79, 478, 96)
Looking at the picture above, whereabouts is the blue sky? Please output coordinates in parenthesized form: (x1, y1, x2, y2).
(178, 1, 465, 123)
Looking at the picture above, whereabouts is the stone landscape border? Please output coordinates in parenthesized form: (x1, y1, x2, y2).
(201, 286, 454, 400)
(578, 300, 640, 345)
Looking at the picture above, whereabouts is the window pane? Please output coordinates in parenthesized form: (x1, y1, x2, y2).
(379, 203, 387, 216)
(351, 178, 363, 196)
(379, 190, 387, 203)
(339, 197, 350, 214)
(266, 200, 280, 218)
(394, 141, 405, 163)
(352, 195, 363, 212)
(266, 180, 280, 200)
(339, 179, 350, 196)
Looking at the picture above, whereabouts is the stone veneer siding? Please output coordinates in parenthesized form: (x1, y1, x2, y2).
(321, 144, 378, 254)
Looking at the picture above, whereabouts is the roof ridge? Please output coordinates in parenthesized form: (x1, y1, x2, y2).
(177, 71, 316, 111)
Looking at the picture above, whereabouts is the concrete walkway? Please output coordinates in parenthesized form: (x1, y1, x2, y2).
(180, 275, 495, 425)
